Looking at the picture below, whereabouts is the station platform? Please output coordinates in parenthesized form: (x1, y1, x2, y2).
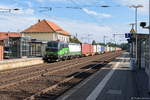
(57, 52, 150, 100)
(0, 58, 43, 71)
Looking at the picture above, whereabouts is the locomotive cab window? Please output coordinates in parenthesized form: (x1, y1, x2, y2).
(47, 42, 58, 48)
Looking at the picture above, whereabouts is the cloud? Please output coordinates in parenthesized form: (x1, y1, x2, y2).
(0, 4, 35, 15)
(115, 0, 149, 13)
(48, 17, 114, 43)
(0, 14, 113, 43)
(82, 8, 112, 18)
(36, 0, 45, 2)
(55, 18, 127, 43)
(36, 0, 67, 2)
(26, 1, 32, 8)
(12, 8, 35, 15)
(0, 13, 128, 43)
(0, 15, 38, 32)
(36, 0, 101, 4)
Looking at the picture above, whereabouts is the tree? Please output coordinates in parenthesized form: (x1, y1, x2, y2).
(107, 42, 116, 47)
(69, 36, 81, 43)
(97, 43, 106, 46)
(92, 40, 97, 45)
(119, 43, 129, 50)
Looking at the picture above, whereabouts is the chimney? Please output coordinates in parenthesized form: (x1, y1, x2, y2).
(38, 19, 41, 22)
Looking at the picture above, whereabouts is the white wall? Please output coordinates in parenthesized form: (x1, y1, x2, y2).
(23, 32, 69, 43)
(58, 34, 69, 43)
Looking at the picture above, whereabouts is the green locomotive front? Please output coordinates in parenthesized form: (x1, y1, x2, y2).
(43, 41, 69, 62)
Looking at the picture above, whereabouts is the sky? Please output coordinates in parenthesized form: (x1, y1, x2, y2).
(0, 0, 149, 44)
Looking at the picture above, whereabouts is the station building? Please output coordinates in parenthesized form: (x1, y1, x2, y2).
(21, 19, 70, 43)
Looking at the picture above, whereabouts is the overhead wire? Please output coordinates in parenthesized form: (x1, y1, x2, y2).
(67, 0, 104, 24)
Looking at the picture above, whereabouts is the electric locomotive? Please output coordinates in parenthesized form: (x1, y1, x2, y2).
(43, 41, 69, 62)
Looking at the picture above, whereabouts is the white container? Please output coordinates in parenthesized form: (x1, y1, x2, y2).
(93, 45, 97, 54)
(68, 43, 81, 55)
(106, 45, 110, 52)
(96, 45, 102, 54)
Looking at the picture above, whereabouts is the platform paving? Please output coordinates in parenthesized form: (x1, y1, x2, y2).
(57, 52, 150, 100)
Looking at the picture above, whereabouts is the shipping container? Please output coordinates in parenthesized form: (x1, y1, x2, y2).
(96, 45, 101, 54)
(93, 45, 97, 55)
(94, 45, 103, 54)
(110, 47, 113, 52)
(81, 43, 93, 56)
(116, 48, 122, 51)
(106, 45, 110, 52)
(101, 45, 105, 53)
(68, 43, 81, 57)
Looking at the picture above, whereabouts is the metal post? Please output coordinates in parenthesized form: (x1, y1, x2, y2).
(103, 36, 105, 44)
(135, 8, 138, 32)
(135, 8, 138, 65)
(148, 0, 150, 93)
(113, 34, 116, 50)
(129, 5, 143, 69)
(103, 36, 106, 44)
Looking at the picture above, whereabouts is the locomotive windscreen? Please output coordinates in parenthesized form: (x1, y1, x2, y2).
(47, 42, 58, 48)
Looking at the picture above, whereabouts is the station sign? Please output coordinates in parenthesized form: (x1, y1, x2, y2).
(125, 33, 133, 38)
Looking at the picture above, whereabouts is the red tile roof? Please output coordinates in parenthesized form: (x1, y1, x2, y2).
(22, 19, 70, 36)
(0, 32, 21, 40)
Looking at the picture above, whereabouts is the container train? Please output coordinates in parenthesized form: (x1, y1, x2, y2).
(43, 41, 121, 62)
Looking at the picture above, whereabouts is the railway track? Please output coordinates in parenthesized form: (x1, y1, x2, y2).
(0, 51, 122, 100)
(0, 52, 114, 88)
(0, 52, 113, 86)
(0, 55, 99, 78)
(0, 53, 108, 77)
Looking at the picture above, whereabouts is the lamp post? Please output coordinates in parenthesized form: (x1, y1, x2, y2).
(129, 5, 143, 32)
(129, 5, 143, 66)
(103, 35, 108, 45)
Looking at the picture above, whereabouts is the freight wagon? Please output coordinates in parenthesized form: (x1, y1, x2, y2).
(93, 45, 103, 54)
(68, 43, 82, 59)
(110, 47, 114, 52)
(93, 45, 97, 55)
(116, 48, 122, 51)
(81, 43, 94, 56)
(101, 45, 106, 53)
(106, 45, 110, 52)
